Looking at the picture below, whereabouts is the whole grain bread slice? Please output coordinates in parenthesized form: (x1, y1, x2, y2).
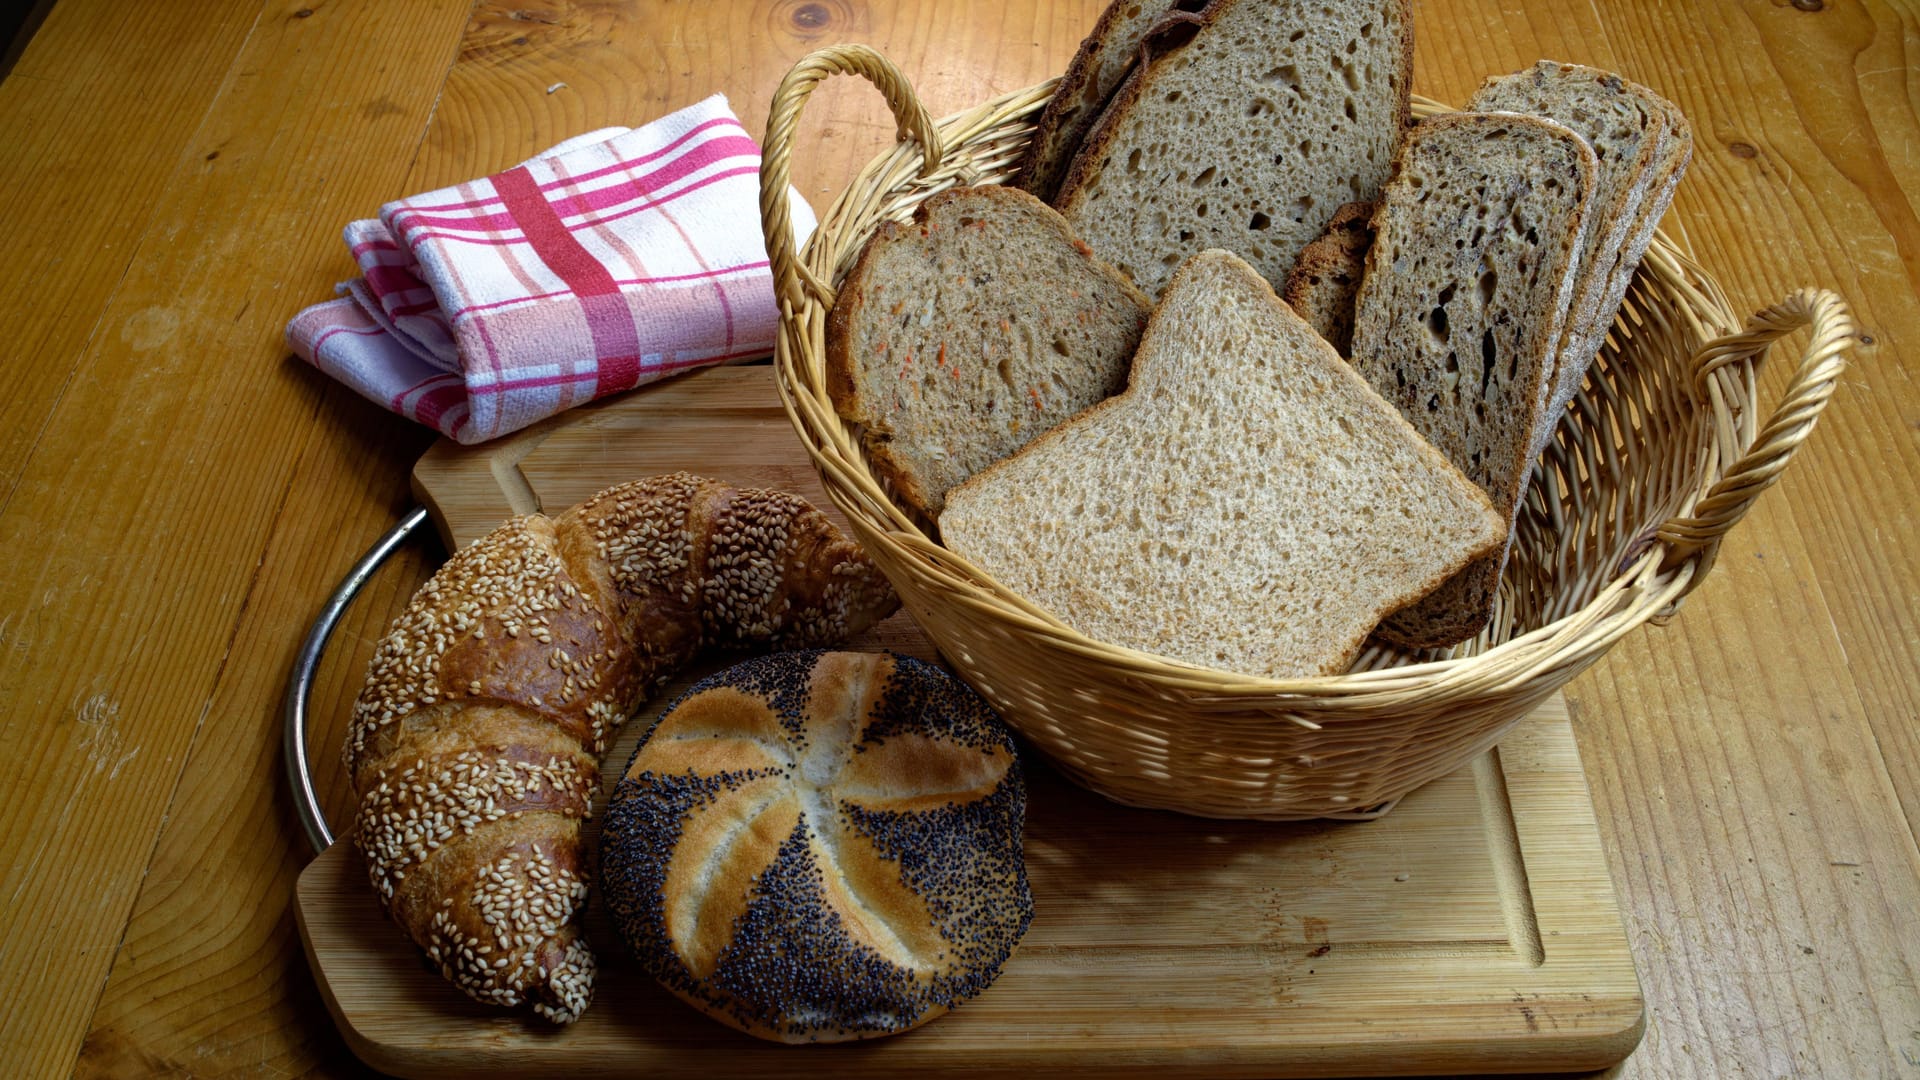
(940, 249, 1505, 680)
(1568, 85, 1691, 426)
(826, 186, 1152, 518)
(1469, 61, 1681, 456)
(1348, 113, 1598, 649)
(1279, 199, 1377, 356)
(1054, 0, 1412, 298)
(1015, 0, 1198, 203)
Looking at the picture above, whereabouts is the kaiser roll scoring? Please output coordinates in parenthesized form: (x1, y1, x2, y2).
(601, 649, 1033, 1042)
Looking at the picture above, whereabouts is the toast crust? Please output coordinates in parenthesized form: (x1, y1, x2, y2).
(1279, 199, 1378, 356)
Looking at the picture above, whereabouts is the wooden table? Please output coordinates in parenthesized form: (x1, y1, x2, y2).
(1, 1, 1914, 1076)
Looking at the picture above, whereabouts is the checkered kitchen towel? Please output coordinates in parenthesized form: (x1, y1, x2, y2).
(287, 95, 816, 444)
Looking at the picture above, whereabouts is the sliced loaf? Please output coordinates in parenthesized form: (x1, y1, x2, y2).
(940, 250, 1505, 680)
(1054, 0, 1412, 297)
(826, 186, 1152, 517)
(1280, 199, 1376, 356)
(1469, 60, 1686, 455)
(1016, 0, 1196, 202)
(1348, 113, 1597, 649)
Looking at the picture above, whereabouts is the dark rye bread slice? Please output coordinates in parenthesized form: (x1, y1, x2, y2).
(941, 250, 1505, 681)
(1279, 199, 1376, 356)
(1349, 113, 1598, 649)
(1015, 0, 1198, 203)
(1054, 0, 1412, 298)
(826, 186, 1152, 518)
(1469, 61, 1678, 456)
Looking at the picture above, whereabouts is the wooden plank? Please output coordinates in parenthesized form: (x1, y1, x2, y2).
(0, 0, 266, 511)
(72, 393, 441, 1079)
(1410, 2, 1920, 1075)
(411, 366, 837, 549)
(14, 1, 1914, 1078)
(1570, 538, 1920, 1079)
(0, 2, 476, 1076)
(414, 0, 1111, 219)
(1660, 0, 1920, 835)
(298, 694, 1640, 1078)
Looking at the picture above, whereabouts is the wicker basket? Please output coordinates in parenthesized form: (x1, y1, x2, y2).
(757, 45, 1853, 820)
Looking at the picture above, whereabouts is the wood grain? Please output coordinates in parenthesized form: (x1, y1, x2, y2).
(0, 0, 265, 512)
(0, 1, 1910, 1077)
(0, 1, 472, 1074)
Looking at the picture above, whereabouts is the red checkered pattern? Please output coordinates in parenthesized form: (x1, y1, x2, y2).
(287, 97, 815, 443)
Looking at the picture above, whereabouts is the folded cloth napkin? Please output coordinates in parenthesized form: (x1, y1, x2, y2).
(287, 95, 816, 443)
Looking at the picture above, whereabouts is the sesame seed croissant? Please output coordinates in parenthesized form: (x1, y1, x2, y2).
(342, 473, 900, 1023)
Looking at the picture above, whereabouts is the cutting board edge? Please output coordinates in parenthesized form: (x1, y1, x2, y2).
(293, 694, 1648, 1079)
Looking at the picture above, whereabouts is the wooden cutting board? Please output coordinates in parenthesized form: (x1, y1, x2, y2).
(295, 363, 1643, 1077)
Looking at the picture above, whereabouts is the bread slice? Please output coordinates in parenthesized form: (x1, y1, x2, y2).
(1349, 113, 1598, 649)
(826, 186, 1152, 518)
(1054, 0, 1412, 297)
(1469, 61, 1681, 455)
(1015, 0, 1197, 202)
(1572, 85, 1691, 417)
(1279, 199, 1376, 356)
(940, 250, 1505, 680)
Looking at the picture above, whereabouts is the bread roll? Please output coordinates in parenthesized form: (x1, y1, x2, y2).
(601, 650, 1032, 1042)
(345, 474, 899, 1022)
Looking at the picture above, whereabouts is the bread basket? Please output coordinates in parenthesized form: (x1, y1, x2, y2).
(757, 45, 1853, 820)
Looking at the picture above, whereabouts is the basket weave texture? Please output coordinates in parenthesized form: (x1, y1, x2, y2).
(758, 46, 1854, 819)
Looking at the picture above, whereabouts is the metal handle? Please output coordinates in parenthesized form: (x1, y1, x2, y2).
(283, 506, 432, 853)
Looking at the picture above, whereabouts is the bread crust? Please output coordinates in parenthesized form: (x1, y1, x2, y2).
(602, 650, 1032, 1043)
(1469, 61, 1682, 459)
(1279, 199, 1378, 356)
(1014, 0, 1201, 201)
(825, 216, 940, 515)
(345, 474, 900, 1023)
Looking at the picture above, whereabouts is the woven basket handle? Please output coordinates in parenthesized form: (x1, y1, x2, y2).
(760, 45, 943, 311)
(1657, 288, 1853, 570)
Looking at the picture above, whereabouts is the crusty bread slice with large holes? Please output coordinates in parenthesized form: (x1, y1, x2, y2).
(1350, 113, 1598, 649)
(1469, 61, 1682, 457)
(940, 250, 1505, 680)
(1015, 0, 1196, 202)
(1054, 0, 1412, 297)
(826, 186, 1152, 518)
(1280, 199, 1376, 357)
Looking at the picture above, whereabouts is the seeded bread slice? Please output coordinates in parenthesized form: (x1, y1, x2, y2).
(1469, 61, 1679, 455)
(826, 186, 1152, 518)
(1015, 0, 1198, 202)
(941, 250, 1505, 680)
(1054, 0, 1412, 298)
(1349, 113, 1598, 649)
(1279, 199, 1376, 356)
